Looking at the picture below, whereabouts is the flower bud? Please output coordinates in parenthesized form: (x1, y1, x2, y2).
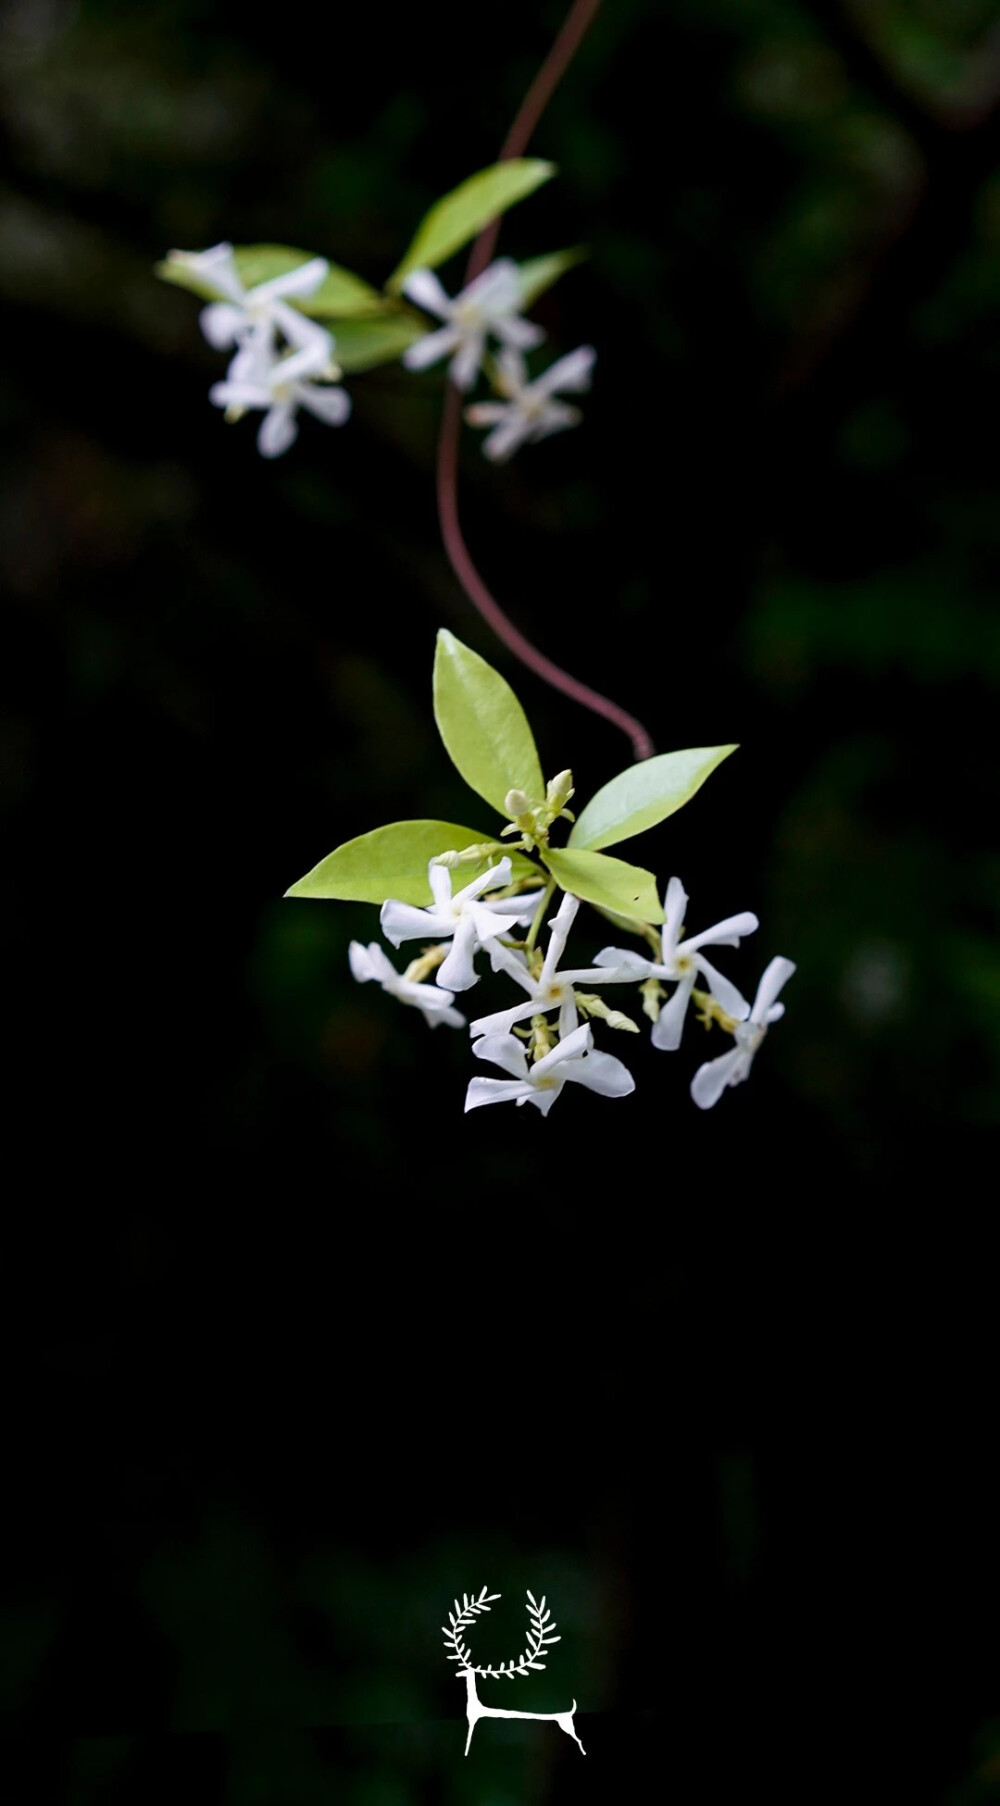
(545, 769, 575, 812)
(504, 788, 532, 818)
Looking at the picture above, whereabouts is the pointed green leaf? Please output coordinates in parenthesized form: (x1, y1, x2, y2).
(386, 160, 556, 294)
(569, 746, 738, 852)
(543, 848, 664, 924)
(518, 246, 586, 308)
(433, 631, 544, 817)
(285, 819, 537, 904)
(157, 245, 385, 317)
(331, 313, 427, 371)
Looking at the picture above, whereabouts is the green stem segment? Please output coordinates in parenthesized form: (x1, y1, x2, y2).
(525, 879, 557, 954)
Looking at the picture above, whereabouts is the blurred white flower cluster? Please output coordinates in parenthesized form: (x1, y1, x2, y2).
(167, 245, 594, 461)
(350, 854, 794, 1115)
(166, 243, 350, 457)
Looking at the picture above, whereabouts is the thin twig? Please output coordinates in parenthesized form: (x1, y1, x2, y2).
(435, 0, 655, 764)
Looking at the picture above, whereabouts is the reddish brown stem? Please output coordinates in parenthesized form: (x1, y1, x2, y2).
(434, 0, 655, 764)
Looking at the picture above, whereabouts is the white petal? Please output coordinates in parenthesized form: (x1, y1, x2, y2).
(481, 415, 533, 463)
(533, 344, 596, 397)
(209, 379, 270, 410)
(485, 940, 535, 992)
(257, 402, 299, 458)
(593, 947, 654, 978)
(348, 941, 376, 983)
(468, 999, 538, 1039)
(493, 313, 546, 350)
(428, 862, 453, 911)
(465, 403, 509, 427)
(171, 243, 243, 303)
(694, 956, 750, 1022)
(752, 956, 796, 1023)
(449, 332, 485, 392)
(663, 877, 687, 953)
(402, 324, 460, 370)
(401, 268, 453, 319)
(379, 899, 451, 948)
(558, 994, 579, 1039)
(200, 302, 246, 349)
(684, 911, 759, 954)
(532, 1021, 592, 1079)
(528, 402, 582, 444)
(460, 259, 521, 313)
(424, 1001, 466, 1029)
(540, 891, 580, 986)
(485, 888, 546, 923)
(436, 917, 480, 991)
(690, 1046, 746, 1110)
(465, 1076, 536, 1112)
(248, 257, 329, 304)
(297, 382, 351, 427)
(454, 857, 512, 904)
(397, 975, 462, 1016)
(564, 1046, 635, 1099)
(472, 1033, 530, 1080)
(766, 1001, 786, 1025)
(650, 975, 695, 1050)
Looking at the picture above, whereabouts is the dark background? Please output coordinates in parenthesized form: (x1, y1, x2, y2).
(2, 0, 999, 1801)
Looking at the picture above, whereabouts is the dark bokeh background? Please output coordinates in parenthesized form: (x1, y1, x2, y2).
(2, 1, 999, 1802)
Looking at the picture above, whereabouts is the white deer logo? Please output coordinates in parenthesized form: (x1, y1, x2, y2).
(443, 1586, 585, 1756)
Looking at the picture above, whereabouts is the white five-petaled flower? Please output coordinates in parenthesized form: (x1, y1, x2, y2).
(469, 891, 635, 1040)
(209, 322, 350, 458)
(348, 941, 466, 1029)
(595, 876, 758, 1051)
(401, 259, 544, 391)
(465, 1021, 634, 1117)
(379, 858, 545, 993)
(168, 241, 334, 369)
(465, 345, 596, 461)
(690, 956, 795, 1109)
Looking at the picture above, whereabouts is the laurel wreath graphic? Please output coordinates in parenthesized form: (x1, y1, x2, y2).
(442, 1587, 562, 1679)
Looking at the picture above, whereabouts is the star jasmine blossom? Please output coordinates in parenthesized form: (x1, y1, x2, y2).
(209, 323, 350, 457)
(469, 891, 635, 1040)
(167, 241, 334, 368)
(594, 876, 758, 1051)
(690, 956, 796, 1108)
(348, 940, 466, 1029)
(380, 857, 544, 992)
(465, 1022, 635, 1116)
(465, 345, 596, 461)
(401, 260, 544, 391)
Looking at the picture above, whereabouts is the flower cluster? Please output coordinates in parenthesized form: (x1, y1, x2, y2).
(166, 244, 350, 458)
(165, 244, 594, 461)
(349, 851, 794, 1116)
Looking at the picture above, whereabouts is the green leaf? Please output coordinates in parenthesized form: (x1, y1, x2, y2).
(285, 820, 538, 904)
(157, 245, 385, 317)
(543, 848, 664, 925)
(518, 246, 586, 308)
(330, 313, 427, 371)
(433, 631, 544, 818)
(569, 746, 738, 851)
(386, 160, 556, 293)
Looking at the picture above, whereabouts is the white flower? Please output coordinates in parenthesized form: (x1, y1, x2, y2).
(209, 322, 350, 457)
(469, 891, 635, 1040)
(401, 259, 544, 391)
(690, 956, 795, 1109)
(465, 346, 596, 461)
(348, 941, 466, 1029)
(168, 241, 334, 370)
(465, 1022, 635, 1117)
(595, 876, 758, 1051)
(379, 857, 544, 992)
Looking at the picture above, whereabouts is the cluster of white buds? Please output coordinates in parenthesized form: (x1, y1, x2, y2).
(166, 243, 594, 460)
(165, 243, 350, 457)
(350, 853, 794, 1115)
